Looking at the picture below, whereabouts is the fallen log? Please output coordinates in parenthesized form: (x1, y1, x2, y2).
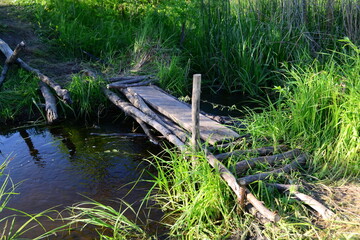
(205, 150, 247, 211)
(0, 41, 25, 87)
(246, 189, 280, 222)
(39, 81, 58, 124)
(206, 150, 280, 222)
(238, 154, 307, 185)
(267, 183, 335, 220)
(215, 145, 289, 161)
(102, 88, 185, 150)
(0, 38, 71, 103)
(235, 149, 302, 175)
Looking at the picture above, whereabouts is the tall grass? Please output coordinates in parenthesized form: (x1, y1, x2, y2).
(66, 74, 109, 120)
(243, 39, 359, 179)
(18, 0, 360, 95)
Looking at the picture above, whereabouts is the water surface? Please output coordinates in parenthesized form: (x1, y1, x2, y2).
(0, 122, 161, 238)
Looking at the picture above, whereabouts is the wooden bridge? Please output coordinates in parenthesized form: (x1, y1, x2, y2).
(0, 38, 335, 224)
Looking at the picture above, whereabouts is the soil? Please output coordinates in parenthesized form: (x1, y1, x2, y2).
(0, 3, 81, 82)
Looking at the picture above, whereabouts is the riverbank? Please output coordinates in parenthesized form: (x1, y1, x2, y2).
(0, 0, 359, 239)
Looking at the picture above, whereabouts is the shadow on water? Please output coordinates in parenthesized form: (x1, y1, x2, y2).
(0, 121, 164, 239)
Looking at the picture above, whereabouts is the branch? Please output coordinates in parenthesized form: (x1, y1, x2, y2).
(235, 149, 302, 175)
(238, 154, 307, 185)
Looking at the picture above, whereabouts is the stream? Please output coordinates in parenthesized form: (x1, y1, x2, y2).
(0, 121, 162, 239)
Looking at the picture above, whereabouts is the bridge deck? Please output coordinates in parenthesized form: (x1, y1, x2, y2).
(127, 86, 239, 145)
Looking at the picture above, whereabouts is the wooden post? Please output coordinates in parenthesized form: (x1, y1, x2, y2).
(191, 74, 201, 152)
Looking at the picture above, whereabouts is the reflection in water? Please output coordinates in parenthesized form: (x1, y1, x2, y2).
(18, 129, 46, 167)
(49, 126, 77, 157)
(0, 123, 162, 239)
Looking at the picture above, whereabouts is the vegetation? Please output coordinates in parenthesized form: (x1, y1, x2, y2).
(0, 0, 359, 239)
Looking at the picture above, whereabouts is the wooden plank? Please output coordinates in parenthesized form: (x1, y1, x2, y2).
(127, 86, 239, 145)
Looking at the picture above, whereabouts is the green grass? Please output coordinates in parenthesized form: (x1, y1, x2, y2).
(66, 74, 109, 121)
(0, 68, 43, 123)
(16, 0, 360, 95)
(0, 158, 63, 240)
(243, 39, 359, 179)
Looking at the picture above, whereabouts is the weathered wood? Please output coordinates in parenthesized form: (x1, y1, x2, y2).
(213, 134, 251, 149)
(205, 150, 246, 210)
(127, 86, 240, 145)
(246, 189, 281, 222)
(103, 88, 185, 150)
(245, 203, 271, 224)
(0, 38, 72, 104)
(108, 75, 153, 83)
(39, 81, 58, 124)
(267, 183, 335, 220)
(191, 74, 201, 151)
(235, 149, 302, 175)
(120, 88, 168, 128)
(90, 133, 148, 137)
(238, 154, 307, 185)
(157, 114, 189, 143)
(134, 117, 159, 145)
(215, 145, 289, 161)
(5, 41, 25, 64)
(107, 79, 154, 89)
(0, 41, 25, 88)
(293, 192, 335, 220)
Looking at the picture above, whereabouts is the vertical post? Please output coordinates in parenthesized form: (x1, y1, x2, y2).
(191, 74, 201, 152)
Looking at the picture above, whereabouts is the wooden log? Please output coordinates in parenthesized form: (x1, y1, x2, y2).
(133, 117, 159, 145)
(215, 145, 289, 161)
(5, 41, 25, 64)
(191, 74, 201, 151)
(213, 134, 252, 149)
(0, 38, 72, 104)
(205, 150, 246, 210)
(39, 81, 58, 124)
(235, 149, 302, 175)
(0, 41, 25, 88)
(102, 88, 185, 150)
(123, 87, 190, 144)
(266, 183, 335, 220)
(246, 188, 280, 222)
(245, 203, 271, 224)
(120, 88, 168, 128)
(107, 79, 153, 89)
(107, 75, 154, 83)
(266, 183, 300, 192)
(293, 192, 335, 220)
(238, 154, 307, 185)
(89, 133, 148, 137)
(157, 114, 189, 143)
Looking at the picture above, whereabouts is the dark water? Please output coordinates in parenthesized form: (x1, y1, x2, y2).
(0, 122, 162, 239)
